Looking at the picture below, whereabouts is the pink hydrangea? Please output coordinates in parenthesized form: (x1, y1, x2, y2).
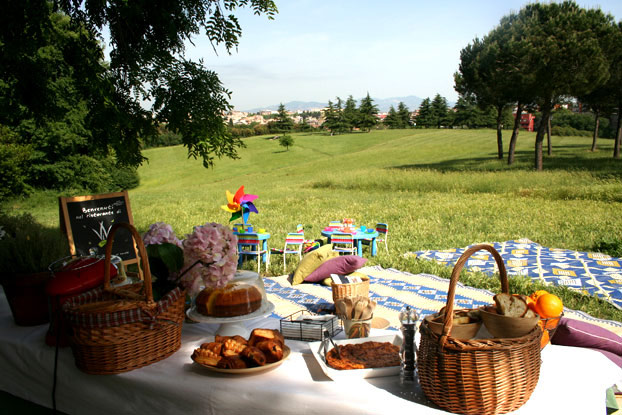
(143, 222, 182, 247)
(180, 222, 238, 296)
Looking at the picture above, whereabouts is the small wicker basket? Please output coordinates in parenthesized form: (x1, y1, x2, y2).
(417, 244, 542, 415)
(63, 223, 186, 375)
(331, 275, 369, 302)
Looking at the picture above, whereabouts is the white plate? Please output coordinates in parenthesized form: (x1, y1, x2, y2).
(309, 334, 402, 380)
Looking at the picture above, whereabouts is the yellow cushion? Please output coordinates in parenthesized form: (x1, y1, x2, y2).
(291, 244, 339, 285)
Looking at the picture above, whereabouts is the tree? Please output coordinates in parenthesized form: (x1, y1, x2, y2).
(384, 106, 398, 129)
(455, 21, 533, 160)
(322, 100, 339, 135)
(396, 102, 412, 128)
(279, 134, 294, 151)
(431, 94, 449, 128)
(1, 0, 277, 179)
(513, 2, 614, 170)
(415, 98, 434, 128)
(0, 4, 139, 195)
(274, 103, 294, 132)
(358, 93, 378, 132)
(452, 95, 496, 128)
(333, 97, 349, 134)
(343, 96, 359, 131)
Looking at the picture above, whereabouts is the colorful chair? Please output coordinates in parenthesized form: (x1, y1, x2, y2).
(375, 223, 389, 252)
(363, 222, 389, 253)
(270, 232, 305, 272)
(331, 232, 357, 255)
(237, 233, 269, 273)
(328, 221, 342, 228)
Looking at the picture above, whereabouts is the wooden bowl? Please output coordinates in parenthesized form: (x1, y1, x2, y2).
(479, 306, 540, 338)
(423, 314, 482, 340)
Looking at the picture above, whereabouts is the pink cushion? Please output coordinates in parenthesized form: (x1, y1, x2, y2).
(303, 255, 368, 283)
(551, 317, 622, 356)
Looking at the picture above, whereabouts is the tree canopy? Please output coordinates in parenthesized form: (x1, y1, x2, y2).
(0, 0, 277, 197)
(456, 0, 618, 170)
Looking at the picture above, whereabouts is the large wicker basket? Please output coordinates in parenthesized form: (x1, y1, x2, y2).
(63, 223, 186, 375)
(417, 244, 542, 415)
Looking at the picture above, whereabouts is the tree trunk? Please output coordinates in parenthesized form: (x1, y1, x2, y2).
(615, 106, 621, 159)
(508, 102, 522, 165)
(546, 115, 552, 156)
(535, 103, 551, 171)
(591, 109, 600, 152)
(496, 105, 503, 159)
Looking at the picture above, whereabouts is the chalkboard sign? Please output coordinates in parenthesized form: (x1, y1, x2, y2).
(59, 191, 138, 264)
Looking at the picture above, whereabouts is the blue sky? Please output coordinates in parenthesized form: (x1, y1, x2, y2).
(184, 1, 622, 111)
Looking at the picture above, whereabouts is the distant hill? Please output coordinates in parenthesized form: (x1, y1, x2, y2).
(240, 95, 436, 113)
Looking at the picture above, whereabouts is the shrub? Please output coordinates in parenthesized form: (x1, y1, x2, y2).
(551, 125, 591, 137)
(0, 212, 70, 275)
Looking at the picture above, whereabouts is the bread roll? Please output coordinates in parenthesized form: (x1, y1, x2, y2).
(494, 293, 527, 317)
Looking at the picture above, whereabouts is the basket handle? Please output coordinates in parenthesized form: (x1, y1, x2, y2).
(103, 222, 153, 303)
(440, 244, 508, 341)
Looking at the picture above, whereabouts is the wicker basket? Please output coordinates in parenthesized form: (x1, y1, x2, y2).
(63, 223, 186, 375)
(417, 244, 542, 415)
(331, 275, 369, 302)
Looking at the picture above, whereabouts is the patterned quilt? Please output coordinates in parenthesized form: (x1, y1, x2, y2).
(264, 265, 622, 335)
(406, 239, 622, 310)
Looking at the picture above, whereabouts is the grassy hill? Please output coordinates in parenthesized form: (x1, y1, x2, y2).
(7, 128, 622, 319)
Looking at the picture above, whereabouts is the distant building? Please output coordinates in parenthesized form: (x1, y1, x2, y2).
(514, 112, 535, 132)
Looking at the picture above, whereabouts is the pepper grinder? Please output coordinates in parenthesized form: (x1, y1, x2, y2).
(399, 305, 418, 383)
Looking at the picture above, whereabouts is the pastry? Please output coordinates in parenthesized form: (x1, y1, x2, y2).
(217, 356, 247, 369)
(240, 346, 267, 367)
(249, 328, 285, 348)
(200, 341, 223, 355)
(222, 338, 247, 357)
(192, 348, 221, 367)
(215, 335, 248, 345)
(195, 284, 263, 317)
(255, 340, 283, 363)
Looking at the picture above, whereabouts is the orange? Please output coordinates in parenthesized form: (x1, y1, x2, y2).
(540, 329, 550, 349)
(525, 295, 537, 312)
(534, 293, 563, 319)
(530, 290, 549, 302)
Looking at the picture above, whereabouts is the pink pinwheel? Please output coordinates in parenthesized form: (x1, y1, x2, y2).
(221, 186, 258, 224)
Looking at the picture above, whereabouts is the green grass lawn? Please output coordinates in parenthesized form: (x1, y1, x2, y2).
(5, 128, 622, 320)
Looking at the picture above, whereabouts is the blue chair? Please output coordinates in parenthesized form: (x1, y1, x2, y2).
(237, 233, 269, 272)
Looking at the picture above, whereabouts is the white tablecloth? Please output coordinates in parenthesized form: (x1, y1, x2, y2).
(0, 289, 620, 415)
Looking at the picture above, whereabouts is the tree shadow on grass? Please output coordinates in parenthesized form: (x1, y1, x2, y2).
(392, 145, 622, 179)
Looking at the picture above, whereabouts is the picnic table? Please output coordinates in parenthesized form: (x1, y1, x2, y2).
(321, 225, 379, 257)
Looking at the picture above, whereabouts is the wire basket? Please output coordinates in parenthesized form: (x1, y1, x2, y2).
(280, 310, 342, 341)
(418, 244, 542, 415)
(331, 275, 369, 302)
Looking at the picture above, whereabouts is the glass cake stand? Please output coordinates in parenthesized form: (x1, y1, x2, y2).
(186, 301, 275, 337)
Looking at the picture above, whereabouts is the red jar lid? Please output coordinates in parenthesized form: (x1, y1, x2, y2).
(46, 257, 117, 297)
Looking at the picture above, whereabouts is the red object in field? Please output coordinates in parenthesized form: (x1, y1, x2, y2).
(45, 256, 117, 346)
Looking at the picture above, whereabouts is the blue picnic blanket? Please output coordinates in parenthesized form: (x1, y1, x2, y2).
(263, 265, 622, 334)
(407, 239, 622, 310)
